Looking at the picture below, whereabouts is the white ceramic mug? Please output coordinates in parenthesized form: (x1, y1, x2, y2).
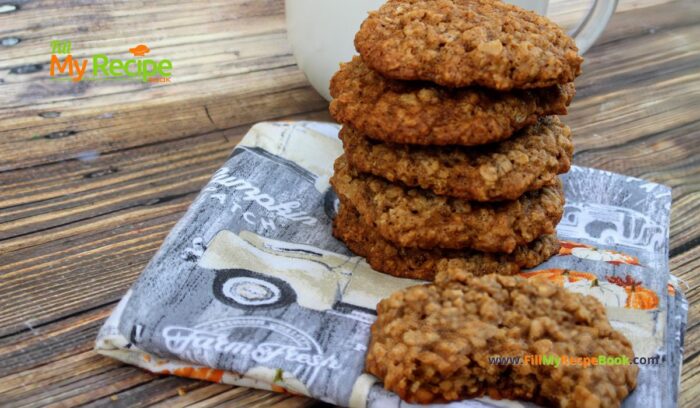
(286, 0, 617, 100)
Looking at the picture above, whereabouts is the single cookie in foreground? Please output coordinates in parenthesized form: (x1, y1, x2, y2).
(330, 155, 564, 253)
(333, 201, 559, 280)
(366, 272, 638, 406)
(341, 116, 573, 201)
(330, 57, 575, 146)
(355, 0, 582, 90)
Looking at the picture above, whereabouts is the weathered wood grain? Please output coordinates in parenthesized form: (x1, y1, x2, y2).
(0, 0, 326, 172)
(0, 0, 697, 407)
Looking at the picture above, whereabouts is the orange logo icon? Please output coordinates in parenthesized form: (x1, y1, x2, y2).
(129, 44, 150, 57)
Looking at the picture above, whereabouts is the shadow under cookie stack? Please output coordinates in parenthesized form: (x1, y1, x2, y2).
(330, 0, 583, 281)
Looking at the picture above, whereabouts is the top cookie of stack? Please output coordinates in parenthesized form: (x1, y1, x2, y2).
(330, 0, 582, 281)
(354, 0, 582, 90)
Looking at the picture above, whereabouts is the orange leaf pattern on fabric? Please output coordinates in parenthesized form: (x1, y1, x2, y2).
(521, 270, 661, 310)
(519, 268, 596, 286)
(558, 241, 641, 266)
(625, 285, 659, 310)
(163, 367, 226, 383)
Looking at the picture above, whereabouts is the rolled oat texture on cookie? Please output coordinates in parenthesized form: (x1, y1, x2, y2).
(330, 155, 565, 253)
(340, 116, 573, 201)
(333, 201, 559, 280)
(355, 0, 583, 90)
(330, 56, 575, 146)
(366, 272, 638, 407)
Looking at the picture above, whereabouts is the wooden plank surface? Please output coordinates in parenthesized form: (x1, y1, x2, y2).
(0, 0, 697, 407)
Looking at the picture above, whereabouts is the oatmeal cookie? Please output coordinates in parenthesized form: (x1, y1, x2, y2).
(355, 0, 583, 90)
(330, 57, 574, 146)
(340, 116, 572, 201)
(330, 155, 564, 253)
(366, 272, 638, 406)
(333, 201, 559, 280)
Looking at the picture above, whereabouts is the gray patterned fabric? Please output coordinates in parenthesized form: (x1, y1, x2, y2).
(96, 122, 686, 408)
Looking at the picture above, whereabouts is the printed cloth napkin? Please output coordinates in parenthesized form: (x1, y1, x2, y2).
(96, 121, 687, 407)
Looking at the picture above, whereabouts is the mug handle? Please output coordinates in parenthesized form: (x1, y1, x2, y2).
(567, 0, 618, 54)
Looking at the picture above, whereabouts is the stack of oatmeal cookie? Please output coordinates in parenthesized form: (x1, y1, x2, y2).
(329, 0, 582, 281)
